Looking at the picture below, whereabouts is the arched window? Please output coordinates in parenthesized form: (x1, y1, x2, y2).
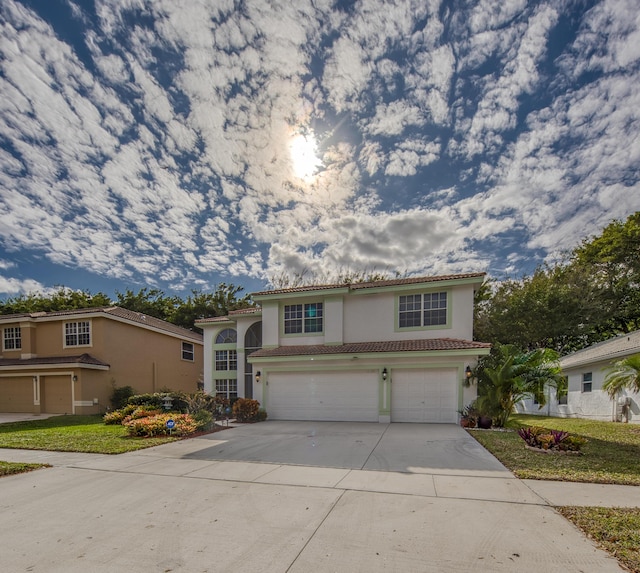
(215, 328, 237, 344)
(244, 322, 262, 399)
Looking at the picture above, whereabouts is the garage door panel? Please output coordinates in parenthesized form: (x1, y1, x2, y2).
(268, 371, 378, 422)
(392, 368, 457, 423)
(0, 377, 34, 412)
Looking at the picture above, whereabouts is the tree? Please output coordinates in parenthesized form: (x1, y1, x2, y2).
(473, 344, 564, 427)
(475, 212, 640, 353)
(0, 287, 112, 315)
(171, 284, 253, 331)
(602, 354, 640, 397)
(114, 288, 180, 322)
(573, 212, 640, 333)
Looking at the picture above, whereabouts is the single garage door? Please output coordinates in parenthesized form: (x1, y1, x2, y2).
(391, 368, 458, 423)
(0, 377, 34, 412)
(41, 375, 72, 414)
(267, 371, 378, 421)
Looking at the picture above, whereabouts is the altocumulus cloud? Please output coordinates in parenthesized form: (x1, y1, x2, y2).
(0, 0, 639, 295)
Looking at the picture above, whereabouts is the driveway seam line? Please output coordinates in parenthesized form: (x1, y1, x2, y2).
(359, 423, 391, 470)
(285, 489, 347, 573)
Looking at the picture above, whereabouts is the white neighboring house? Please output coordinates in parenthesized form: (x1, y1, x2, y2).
(517, 330, 640, 423)
(196, 273, 491, 423)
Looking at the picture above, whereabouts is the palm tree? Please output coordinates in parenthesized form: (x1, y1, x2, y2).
(474, 344, 563, 427)
(603, 354, 640, 398)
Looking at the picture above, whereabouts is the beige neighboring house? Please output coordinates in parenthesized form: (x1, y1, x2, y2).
(0, 307, 203, 415)
(197, 273, 491, 423)
(517, 329, 640, 423)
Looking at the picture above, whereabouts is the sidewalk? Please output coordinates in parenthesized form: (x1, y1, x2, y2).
(1, 445, 637, 508)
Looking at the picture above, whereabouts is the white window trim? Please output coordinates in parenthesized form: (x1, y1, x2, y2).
(181, 341, 195, 362)
(2, 326, 22, 351)
(63, 320, 92, 348)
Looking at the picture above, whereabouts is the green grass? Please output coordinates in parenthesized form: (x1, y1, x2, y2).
(469, 415, 640, 485)
(558, 507, 640, 573)
(0, 461, 49, 477)
(0, 415, 179, 454)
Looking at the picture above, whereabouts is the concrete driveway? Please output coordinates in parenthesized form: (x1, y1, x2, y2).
(0, 421, 626, 572)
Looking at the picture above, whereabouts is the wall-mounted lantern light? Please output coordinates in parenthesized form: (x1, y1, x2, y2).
(72, 375, 78, 382)
(382, 368, 388, 381)
(255, 371, 262, 383)
(465, 366, 472, 380)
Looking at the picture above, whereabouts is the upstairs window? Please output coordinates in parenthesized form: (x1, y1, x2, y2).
(182, 342, 194, 361)
(215, 328, 237, 344)
(582, 372, 592, 393)
(3, 327, 21, 351)
(284, 303, 323, 334)
(399, 292, 447, 328)
(64, 321, 91, 347)
(215, 350, 238, 371)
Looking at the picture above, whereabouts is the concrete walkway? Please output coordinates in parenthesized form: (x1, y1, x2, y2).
(0, 422, 635, 572)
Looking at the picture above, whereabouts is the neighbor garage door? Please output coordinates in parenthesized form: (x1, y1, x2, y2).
(267, 371, 378, 421)
(0, 377, 34, 412)
(391, 368, 458, 423)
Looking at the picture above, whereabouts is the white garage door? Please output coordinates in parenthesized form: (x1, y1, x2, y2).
(267, 371, 378, 421)
(391, 368, 458, 423)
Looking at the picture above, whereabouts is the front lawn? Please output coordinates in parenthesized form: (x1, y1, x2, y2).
(0, 415, 180, 455)
(558, 507, 640, 573)
(0, 461, 49, 477)
(469, 415, 640, 485)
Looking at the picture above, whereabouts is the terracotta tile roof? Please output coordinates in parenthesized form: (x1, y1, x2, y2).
(0, 307, 203, 343)
(560, 330, 640, 369)
(250, 338, 491, 358)
(195, 307, 261, 325)
(252, 272, 486, 297)
(0, 353, 110, 368)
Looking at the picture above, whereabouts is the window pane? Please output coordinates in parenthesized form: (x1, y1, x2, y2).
(182, 342, 194, 361)
(229, 350, 237, 370)
(304, 303, 323, 333)
(215, 328, 237, 344)
(215, 350, 228, 370)
(424, 292, 447, 326)
(284, 304, 303, 334)
(399, 295, 421, 328)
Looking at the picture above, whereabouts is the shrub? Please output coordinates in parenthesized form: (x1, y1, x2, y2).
(103, 404, 137, 425)
(232, 398, 261, 422)
(517, 426, 587, 452)
(124, 413, 197, 437)
(110, 385, 135, 410)
(256, 408, 268, 422)
(192, 409, 214, 431)
(127, 392, 189, 412)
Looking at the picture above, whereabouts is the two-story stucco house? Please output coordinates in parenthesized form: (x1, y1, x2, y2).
(197, 273, 491, 423)
(0, 307, 203, 415)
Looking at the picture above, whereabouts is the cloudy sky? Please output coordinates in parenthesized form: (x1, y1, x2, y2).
(1, 0, 639, 298)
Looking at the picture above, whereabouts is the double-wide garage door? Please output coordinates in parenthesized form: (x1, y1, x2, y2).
(266, 368, 458, 423)
(391, 368, 458, 423)
(267, 371, 379, 422)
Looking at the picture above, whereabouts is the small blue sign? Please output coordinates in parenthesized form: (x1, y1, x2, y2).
(166, 419, 176, 430)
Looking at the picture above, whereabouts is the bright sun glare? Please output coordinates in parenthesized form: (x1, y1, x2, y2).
(289, 133, 321, 181)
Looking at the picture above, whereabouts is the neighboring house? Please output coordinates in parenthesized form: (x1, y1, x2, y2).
(517, 330, 640, 423)
(0, 307, 203, 415)
(196, 273, 491, 423)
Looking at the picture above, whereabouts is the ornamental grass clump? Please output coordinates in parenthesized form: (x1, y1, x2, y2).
(517, 425, 587, 452)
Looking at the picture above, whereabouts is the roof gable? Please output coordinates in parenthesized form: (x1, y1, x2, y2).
(560, 330, 640, 369)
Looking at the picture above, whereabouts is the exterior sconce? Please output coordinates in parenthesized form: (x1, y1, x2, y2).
(382, 368, 388, 381)
(255, 371, 261, 383)
(465, 366, 472, 380)
(32, 376, 37, 383)
(72, 375, 78, 382)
